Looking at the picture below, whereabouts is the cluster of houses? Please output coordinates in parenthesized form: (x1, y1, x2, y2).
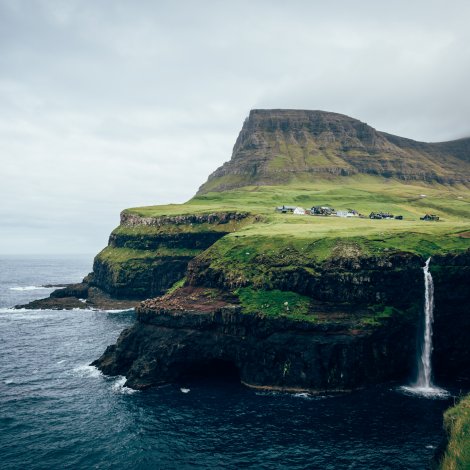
(275, 205, 438, 221)
(275, 205, 360, 217)
(369, 212, 403, 220)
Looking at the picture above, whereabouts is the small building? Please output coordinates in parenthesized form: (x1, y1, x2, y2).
(420, 214, 440, 221)
(293, 207, 306, 215)
(275, 205, 296, 213)
(369, 212, 394, 220)
(337, 209, 358, 218)
(311, 206, 335, 216)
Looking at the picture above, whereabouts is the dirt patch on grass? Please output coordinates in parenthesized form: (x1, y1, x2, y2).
(456, 231, 470, 238)
(141, 286, 238, 312)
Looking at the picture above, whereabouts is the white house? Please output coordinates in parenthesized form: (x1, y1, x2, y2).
(293, 207, 306, 215)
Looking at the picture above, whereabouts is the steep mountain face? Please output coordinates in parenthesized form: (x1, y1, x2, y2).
(198, 109, 470, 193)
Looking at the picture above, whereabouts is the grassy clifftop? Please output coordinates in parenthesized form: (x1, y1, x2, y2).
(123, 177, 470, 256)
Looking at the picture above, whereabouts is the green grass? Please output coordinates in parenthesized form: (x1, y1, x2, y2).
(166, 277, 187, 295)
(441, 394, 470, 469)
(193, 230, 468, 290)
(124, 177, 470, 239)
(113, 177, 469, 287)
(97, 246, 202, 266)
(235, 287, 314, 321)
(361, 305, 400, 326)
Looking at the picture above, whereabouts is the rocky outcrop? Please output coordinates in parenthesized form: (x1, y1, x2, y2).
(92, 288, 416, 391)
(84, 212, 252, 299)
(120, 211, 249, 227)
(197, 109, 470, 193)
(89, 252, 194, 299)
(16, 283, 138, 310)
(187, 249, 425, 306)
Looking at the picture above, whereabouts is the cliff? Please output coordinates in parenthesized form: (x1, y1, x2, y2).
(19, 109, 469, 399)
(93, 248, 470, 391)
(93, 287, 417, 391)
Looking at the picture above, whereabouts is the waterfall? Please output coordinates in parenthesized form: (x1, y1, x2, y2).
(415, 258, 434, 388)
(401, 258, 448, 398)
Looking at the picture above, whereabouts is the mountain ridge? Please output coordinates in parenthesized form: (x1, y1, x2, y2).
(197, 109, 470, 194)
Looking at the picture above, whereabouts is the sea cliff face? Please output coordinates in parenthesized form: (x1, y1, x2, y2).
(92, 250, 470, 391)
(92, 289, 416, 391)
(87, 211, 250, 299)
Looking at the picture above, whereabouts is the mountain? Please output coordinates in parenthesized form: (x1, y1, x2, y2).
(198, 109, 470, 194)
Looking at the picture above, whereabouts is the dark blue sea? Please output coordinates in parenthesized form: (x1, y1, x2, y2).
(0, 255, 458, 469)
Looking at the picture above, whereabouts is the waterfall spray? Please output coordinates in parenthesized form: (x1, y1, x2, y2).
(401, 258, 448, 398)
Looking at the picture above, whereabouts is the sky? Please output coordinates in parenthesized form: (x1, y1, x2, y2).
(1, 0, 469, 255)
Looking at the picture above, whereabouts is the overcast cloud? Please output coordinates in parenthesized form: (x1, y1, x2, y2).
(1, 0, 469, 254)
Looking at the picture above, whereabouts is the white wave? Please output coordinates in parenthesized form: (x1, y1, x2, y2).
(57, 359, 66, 364)
(112, 376, 138, 394)
(4, 379, 14, 385)
(72, 364, 102, 378)
(9, 286, 48, 291)
(105, 308, 135, 313)
(0, 307, 24, 313)
(398, 385, 450, 399)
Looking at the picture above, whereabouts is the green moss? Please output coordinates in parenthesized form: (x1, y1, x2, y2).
(361, 305, 399, 326)
(97, 246, 202, 266)
(235, 287, 314, 321)
(166, 277, 186, 295)
(440, 394, 470, 470)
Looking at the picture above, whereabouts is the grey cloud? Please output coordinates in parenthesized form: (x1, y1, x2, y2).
(1, 0, 469, 253)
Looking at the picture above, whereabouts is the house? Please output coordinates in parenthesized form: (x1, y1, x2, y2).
(369, 212, 394, 219)
(311, 206, 335, 216)
(336, 209, 359, 218)
(420, 214, 439, 221)
(293, 207, 306, 215)
(347, 209, 359, 216)
(275, 205, 296, 213)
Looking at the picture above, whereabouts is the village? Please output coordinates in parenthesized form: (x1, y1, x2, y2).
(275, 205, 440, 221)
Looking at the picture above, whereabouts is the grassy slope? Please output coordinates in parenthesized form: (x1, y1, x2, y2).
(117, 177, 469, 321)
(123, 177, 470, 256)
(440, 394, 470, 470)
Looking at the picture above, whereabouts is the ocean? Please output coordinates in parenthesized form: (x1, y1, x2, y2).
(0, 255, 456, 469)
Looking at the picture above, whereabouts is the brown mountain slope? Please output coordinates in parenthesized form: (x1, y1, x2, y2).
(197, 109, 470, 194)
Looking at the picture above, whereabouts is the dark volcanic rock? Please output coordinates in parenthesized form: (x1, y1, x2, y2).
(16, 283, 138, 311)
(90, 255, 192, 299)
(93, 250, 470, 391)
(93, 300, 416, 391)
(187, 250, 425, 306)
(430, 251, 470, 384)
